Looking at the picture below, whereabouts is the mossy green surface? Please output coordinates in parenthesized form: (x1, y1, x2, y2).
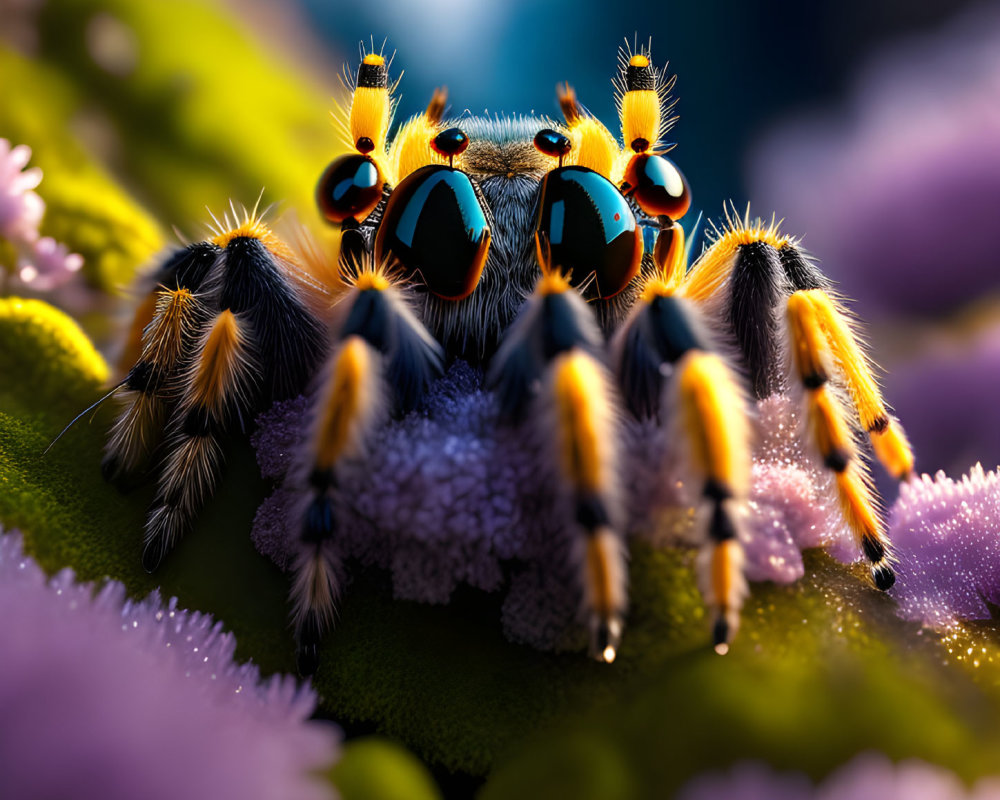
(0, 48, 163, 290)
(32, 0, 338, 231)
(5, 298, 1000, 796)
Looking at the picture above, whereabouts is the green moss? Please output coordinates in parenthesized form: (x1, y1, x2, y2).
(5, 299, 1000, 795)
(0, 48, 162, 290)
(33, 0, 337, 230)
(0, 298, 294, 674)
(331, 738, 442, 800)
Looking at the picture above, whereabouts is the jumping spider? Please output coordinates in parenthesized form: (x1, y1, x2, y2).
(102, 39, 913, 674)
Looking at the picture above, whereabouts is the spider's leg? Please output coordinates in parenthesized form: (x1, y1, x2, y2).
(489, 269, 626, 663)
(143, 307, 257, 571)
(104, 243, 220, 485)
(789, 286, 913, 482)
(103, 287, 203, 484)
(292, 270, 443, 675)
(143, 220, 325, 571)
(786, 291, 896, 589)
(616, 266, 751, 652)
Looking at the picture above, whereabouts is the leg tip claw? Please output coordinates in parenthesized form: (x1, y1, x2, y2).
(872, 563, 896, 592)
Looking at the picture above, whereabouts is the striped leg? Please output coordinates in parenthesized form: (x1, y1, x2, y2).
(490, 269, 626, 662)
(104, 287, 203, 484)
(793, 289, 913, 481)
(293, 269, 443, 675)
(143, 309, 257, 571)
(616, 278, 751, 652)
(786, 291, 895, 589)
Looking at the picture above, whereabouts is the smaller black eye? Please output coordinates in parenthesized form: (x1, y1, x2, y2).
(431, 127, 469, 160)
(534, 129, 572, 161)
(621, 153, 691, 220)
(316, 153, 384, 224)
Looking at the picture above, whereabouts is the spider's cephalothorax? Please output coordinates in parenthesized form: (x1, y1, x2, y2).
(106, 41, 914, 674)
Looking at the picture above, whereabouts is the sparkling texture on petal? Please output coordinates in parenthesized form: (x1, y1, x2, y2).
(888, 465, 1000, 629)
(0, 531, 339, 800)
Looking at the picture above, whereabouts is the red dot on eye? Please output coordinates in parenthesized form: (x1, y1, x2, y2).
(614, 213, 620, 221)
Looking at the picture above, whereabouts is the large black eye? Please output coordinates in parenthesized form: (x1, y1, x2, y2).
(621, 154, 691, 220)
(535, 166, 643, 300)
(374, 165, 491, 301)
(316, 153, 384, 224)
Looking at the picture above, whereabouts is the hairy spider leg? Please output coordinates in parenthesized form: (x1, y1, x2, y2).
(787, 292, 896, 589)
(489, 265, 626, 663)
(682, 213, 901, 591)
(116, 243, 220, 376)
(615, 259, 751, 651)
(292, 267, 444, 674)
(103, 287, 203, 483)
(142, 220, 326, 571)
(105, 243, 221, 485)
(792, 289, 914, 481)
(143, 308, 257, 571)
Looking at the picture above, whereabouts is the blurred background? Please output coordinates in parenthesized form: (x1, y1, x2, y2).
(1, 0, 998, 480)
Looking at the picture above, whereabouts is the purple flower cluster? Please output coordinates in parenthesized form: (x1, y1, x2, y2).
(0, 139, 83, 290)
(252, 363, 858, 651)
(888, 465, 1000, 629)
(679, 753, 1000, 800)
(0, 531, 339, 800)
(748, 6, 1000, 319)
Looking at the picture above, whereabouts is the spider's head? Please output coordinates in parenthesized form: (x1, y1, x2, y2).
(315, 42, 692, 360)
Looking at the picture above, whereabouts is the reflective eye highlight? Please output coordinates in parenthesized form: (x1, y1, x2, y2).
(316, 154, 384, 224)
(621, 153, 691, 220)
(375, 165, 491, 301)
(431, 127, 470, 160)
(535, 166, 642, 300)
(534, 128, 572, 161)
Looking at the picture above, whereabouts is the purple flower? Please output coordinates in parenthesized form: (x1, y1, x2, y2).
(252, 364, 859, 651)
(0, 139, 45, 244)
(888, 465, 1000, 629)
(748, 6, 1000, 318)
(0, 138, 84, 291)
(883, 323, 1000, 477)
(0, 531, 339, 800)
(17, 236, 84, 289)
(679, 753, 1000, 800)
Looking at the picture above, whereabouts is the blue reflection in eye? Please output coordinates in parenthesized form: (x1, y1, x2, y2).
(638, 219, 660, 253)
(549, 200, 566, 245)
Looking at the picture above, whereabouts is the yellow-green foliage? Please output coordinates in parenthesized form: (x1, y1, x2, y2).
(0, 49, 163, 290)
(0, 297, 109, 405)
(34, 0, 340, 230)
(331, 738, 443, 800)
(6, 299, 1000, 797)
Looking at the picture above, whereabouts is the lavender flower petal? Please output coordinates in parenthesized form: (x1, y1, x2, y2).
(888, 466, 1000, 629)
(0, 531, 339, 800)
(679, 753, 1000, 800)
(748, 7, 1000, 318)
